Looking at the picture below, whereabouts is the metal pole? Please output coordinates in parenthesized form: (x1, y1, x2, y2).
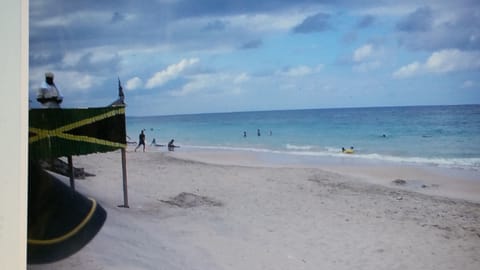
(67, 155, 75, 191)
(120, 148, 129, 208)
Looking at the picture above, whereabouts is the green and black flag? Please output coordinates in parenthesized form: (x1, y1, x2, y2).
(29, 107, 126, 160)
(28, 106, 127, 264)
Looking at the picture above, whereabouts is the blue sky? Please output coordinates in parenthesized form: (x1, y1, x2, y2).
(29, 0, 480, 116)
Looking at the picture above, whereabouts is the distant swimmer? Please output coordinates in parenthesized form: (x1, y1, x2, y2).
(257, 129, 261, 136)
(342, 146, 354, 154)
(168, 139, 180, 151)
(151, 138, 165, 147)
(243, 131, 247, 138)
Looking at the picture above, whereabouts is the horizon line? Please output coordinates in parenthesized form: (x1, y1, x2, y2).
(126, 103, 480, 118)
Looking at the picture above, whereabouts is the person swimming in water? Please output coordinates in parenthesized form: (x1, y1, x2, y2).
(168, 139, 178, 151)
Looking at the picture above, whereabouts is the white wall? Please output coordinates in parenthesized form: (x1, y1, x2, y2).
(0, 0, 28, 269)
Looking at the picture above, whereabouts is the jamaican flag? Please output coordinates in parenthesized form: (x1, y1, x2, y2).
(29, 107, 126, 160)
(27, 106, 125, 264)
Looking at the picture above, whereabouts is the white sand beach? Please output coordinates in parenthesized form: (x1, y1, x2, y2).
(28, 147, 480, 270)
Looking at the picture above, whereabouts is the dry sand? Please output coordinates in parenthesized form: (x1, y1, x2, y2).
(28, 147, 480, 270)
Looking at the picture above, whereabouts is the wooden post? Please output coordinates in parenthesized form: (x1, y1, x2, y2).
(119, 148, 129, 208)
(67, 155, 75, 191)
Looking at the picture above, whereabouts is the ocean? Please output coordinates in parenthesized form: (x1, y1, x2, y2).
(126, 105, 480, 171)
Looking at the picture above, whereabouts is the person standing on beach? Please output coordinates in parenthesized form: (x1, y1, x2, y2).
(135, 130, 146, 152)
(37, 72, 63, 108)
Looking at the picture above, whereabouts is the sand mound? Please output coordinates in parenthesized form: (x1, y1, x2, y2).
(161, 192, 223, 208)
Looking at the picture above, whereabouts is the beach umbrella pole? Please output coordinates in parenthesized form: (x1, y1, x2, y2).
(68, 156, 75, 191)
(119, 148, 129, 208)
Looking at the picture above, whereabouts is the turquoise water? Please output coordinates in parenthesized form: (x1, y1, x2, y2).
(126, 105, 480, 171)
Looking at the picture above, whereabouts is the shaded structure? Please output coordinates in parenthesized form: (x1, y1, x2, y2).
(28, 79, 129, 264)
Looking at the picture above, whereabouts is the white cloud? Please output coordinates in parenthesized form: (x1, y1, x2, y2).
(357, 5, 417, 17)
(461, 80, 475, 88)
(277, 65, 323, 77)
(62, 52, 84, 67)
(169, 72, 252, 97)
(125, 77, 143, 90)
(72, 74, 96, 90)
(61, 48, 119, 67)
(145, 58, 199, 89)
(221, 12, 306, 33)
(88, 50, 118, 64)
(393, 49, 480, 78)
(34, 11, 112, 28)
(351, 44, 383, 72)
(353, 60, 381, 72)
(392, 61, 421, 78)
(353, 44, 373, 62)
(284, 66, 312, 76)
(169, 75, 209, 97)
(44, 71, 102, 94)
(170, 73, 226, 97)
(425, 49, 480, 73)
(234, 73, 249, 84)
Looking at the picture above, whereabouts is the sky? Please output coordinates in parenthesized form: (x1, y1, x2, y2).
(29, 0, 480, 116)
